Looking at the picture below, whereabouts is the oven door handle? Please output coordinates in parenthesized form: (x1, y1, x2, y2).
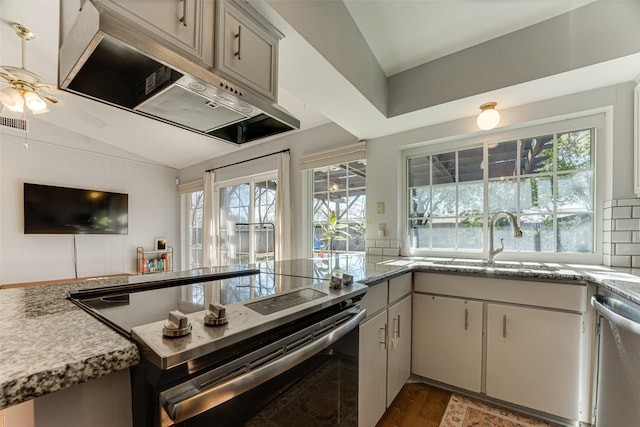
(592, 295, 640, 335)
(160, 307, 366, 426)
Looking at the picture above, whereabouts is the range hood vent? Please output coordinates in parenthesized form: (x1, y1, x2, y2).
(59, 1, 299, 145)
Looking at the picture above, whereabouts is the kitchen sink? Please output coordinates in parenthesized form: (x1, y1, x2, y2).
(428, 259, 560, 272)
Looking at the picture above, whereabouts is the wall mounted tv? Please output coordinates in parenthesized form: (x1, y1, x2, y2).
(24, 183, 128, 234)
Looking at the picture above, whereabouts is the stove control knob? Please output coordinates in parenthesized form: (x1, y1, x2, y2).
(162, 310, 192, 338)
(204, 302, 229, 326)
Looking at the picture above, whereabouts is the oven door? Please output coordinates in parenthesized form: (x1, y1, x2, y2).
(158, 306, 365, 427)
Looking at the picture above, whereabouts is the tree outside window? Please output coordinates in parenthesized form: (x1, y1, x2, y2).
(407, 128, 594, 254)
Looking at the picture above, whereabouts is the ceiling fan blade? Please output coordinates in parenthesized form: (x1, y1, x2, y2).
(35, 82, 63, 95)
(0, 65, 19, 81)
(42, 94, 59, 104)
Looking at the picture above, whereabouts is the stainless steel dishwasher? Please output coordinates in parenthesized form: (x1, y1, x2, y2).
(591, 291, 640, 427)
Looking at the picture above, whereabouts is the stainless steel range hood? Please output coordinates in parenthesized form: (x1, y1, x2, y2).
(59, 1, 299, 145)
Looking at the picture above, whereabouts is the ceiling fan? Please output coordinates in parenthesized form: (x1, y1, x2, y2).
(0, 22, 105, 127)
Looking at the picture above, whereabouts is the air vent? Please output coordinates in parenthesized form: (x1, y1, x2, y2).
(0, 115, 28, 132)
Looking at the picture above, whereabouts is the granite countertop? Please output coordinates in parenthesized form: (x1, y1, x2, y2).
(2, 255, 640, 411)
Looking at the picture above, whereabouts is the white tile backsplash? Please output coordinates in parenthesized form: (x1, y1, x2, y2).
(611, 231, 632, 243)
(614, 243, 640, 256)
(368, 247, 383, 255)
(603, 198, 640, 266)
(614, 218, 639, 231)
(616, 198, 640, 206)
(610, 255, 632, 267)
(382, 247, 400, 256)
(613, 206, 632, 218)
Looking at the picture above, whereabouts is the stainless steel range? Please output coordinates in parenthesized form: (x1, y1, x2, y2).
(69, 268, 367, 427)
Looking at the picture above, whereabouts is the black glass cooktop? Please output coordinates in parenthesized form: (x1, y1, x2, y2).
(245, 288, 326, 315)
(73, 272, 323, 334)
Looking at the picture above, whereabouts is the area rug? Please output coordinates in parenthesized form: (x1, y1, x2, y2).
(439, 393, 560, 427)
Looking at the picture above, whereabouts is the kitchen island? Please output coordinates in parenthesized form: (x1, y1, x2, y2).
(2, 254, 640, 422)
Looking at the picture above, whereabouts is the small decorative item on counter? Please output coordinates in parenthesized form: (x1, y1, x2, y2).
(142, 258, 149, 273)
(342, 273, 353, 285)
(161, 253, 170, 271)
(329, 275, 343, 289)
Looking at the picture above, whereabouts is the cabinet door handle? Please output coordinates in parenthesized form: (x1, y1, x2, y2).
(234, 25, 242, 60)
(464, 308, 469, 331)
(502, 314, 507, 338)
(379, 324, 388, 349)
(397, 314, 401, 338)
(179, 0, 188, 26)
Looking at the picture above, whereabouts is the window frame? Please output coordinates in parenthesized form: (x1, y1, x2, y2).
(180, 186, 204, 271)
(402, 114, 605, 264)
(307, 160, 367, 256)
(214, 171, 278, 265)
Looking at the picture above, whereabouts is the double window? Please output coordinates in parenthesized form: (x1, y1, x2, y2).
(407, 127, 595, 255)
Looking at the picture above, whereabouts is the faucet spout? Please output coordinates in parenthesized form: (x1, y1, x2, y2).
(488, 210, 523, 264)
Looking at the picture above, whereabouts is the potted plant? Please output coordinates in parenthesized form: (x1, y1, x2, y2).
(318, 210, 351, 259)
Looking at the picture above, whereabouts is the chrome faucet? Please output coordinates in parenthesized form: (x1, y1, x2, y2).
(489, 210, 523, 264)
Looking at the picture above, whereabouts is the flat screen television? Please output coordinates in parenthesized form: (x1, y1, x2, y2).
(24, 183, 128, 234)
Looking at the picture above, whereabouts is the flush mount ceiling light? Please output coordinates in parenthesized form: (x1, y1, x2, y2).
(477, 102, 500, 130)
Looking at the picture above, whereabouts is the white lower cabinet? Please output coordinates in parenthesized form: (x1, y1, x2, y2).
(358, 274, 412, 427)
(386, 295, 412, 406)
(486, 303, 583, 420)
(358, 310, 388, 427)
(412, 273, 589, 423)
(412, 295, 483, 392)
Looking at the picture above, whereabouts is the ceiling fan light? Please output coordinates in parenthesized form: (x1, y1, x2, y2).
(24, 91, 47, 112)
(6, 95, 24, 113)
(477, 102, 500, 130)
(0, 87, 23, 109)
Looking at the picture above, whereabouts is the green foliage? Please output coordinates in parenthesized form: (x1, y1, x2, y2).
(318, 210, 351, 255)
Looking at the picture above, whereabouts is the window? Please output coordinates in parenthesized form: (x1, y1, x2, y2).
(407, 128, 594, 255)
(217, 175, 277, 265)
(182, 190, 204, 269)
(312, 160, 366, 255)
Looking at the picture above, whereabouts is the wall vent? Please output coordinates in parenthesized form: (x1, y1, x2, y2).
(0, 115, 28, 132)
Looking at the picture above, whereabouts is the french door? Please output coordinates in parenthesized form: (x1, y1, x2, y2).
(216, 174, 277, 265)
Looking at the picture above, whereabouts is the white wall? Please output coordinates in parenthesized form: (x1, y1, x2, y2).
(0, 121, 179, 284)
(366, 81, 636, 245)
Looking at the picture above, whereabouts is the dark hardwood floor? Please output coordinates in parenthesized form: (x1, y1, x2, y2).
(377, 383, 452, 427)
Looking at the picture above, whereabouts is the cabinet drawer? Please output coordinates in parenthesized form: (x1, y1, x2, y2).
(360, 282, 388, 319)
(414, 273, 586, 312)
(389, 273, 412, 303)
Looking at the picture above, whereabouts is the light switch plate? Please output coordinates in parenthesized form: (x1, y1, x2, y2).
(377, 202, 385, 214)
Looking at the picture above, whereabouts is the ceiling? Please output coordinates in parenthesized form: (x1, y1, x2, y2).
(0, 0, 637, 170)
(343, 0, 598, 76)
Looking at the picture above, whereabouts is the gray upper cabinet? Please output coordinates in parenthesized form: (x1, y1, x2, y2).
(214, 0, 279, 101)
(97, 0, 210, 63)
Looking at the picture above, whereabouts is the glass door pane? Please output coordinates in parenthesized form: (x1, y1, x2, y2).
(218, 178, 277, 265)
